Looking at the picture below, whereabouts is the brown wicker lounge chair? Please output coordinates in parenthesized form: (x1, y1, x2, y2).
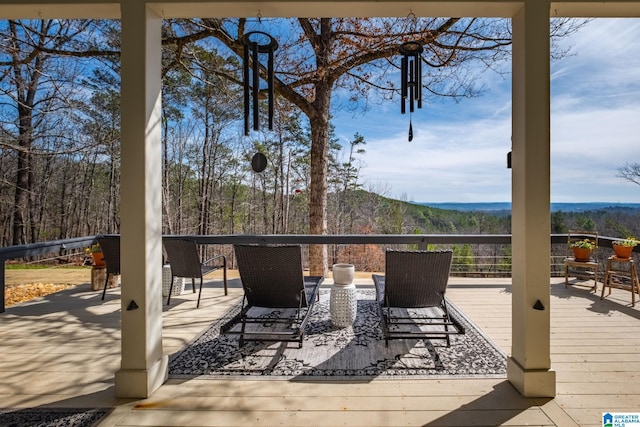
(162, 238, 227, 308)
(221, 245, 323, 348)
(372, 249, 464, 347)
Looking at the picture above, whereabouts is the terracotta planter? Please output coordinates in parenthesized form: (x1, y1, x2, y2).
(572, 247, 592, 262)
(91, 251, 106, 268)
(613, 244, 634, 259)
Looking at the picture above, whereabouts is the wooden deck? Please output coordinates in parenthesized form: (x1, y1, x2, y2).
(1, 272, 639, 427)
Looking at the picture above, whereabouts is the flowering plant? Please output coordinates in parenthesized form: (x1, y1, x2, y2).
(570, 238, 597, 249)
(612, 237, 639, 247)
(85, 243, 102, 254)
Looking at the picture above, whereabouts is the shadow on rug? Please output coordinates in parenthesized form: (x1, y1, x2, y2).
(169, 289, 506, 380)
(0, 408, 110, 427)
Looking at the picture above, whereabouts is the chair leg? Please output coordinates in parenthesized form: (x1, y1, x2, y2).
(167, 275, 175, 306)
(601, 272, 611, 300)
(381, 310, 390, 348)
(196, 277, 203, 308)
(223, 266, 228, 295)
(101, 273, 109, 300)
(239, 315, 247, 347)
(444, 316, 451, 347)
(631, 264, 638, 307)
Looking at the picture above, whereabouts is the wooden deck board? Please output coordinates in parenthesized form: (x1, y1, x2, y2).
(1, 275, 639, 426)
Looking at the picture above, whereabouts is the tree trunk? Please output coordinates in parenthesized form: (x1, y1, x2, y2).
(9, 21, 44, 245)
(12, 85, 38, 245)
(12, 148, 30, 246)
(307, 20, 334, 276)
(162, 118, 175, 234)
(308, 105, 330, 276)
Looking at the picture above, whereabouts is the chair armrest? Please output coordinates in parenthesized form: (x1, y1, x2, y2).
(372, 274, 385, 302)
(203, 254, 226, 269)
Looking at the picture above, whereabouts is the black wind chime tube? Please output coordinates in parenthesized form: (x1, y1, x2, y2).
(401, 55, 408, 114)
(242, 31, 278, 136)
(251, 40, 259, 131)
(409, 56, 415, 113)
(416, 51, 422, 109)
(243, 44, 251, 135)
(268, 47, 274, 130)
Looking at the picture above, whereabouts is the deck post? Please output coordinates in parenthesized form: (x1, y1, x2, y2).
(115, 2, 167, 398)
(508, 0, 556, 397)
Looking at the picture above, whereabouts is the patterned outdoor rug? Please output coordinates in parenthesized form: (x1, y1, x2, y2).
(168, 289, 507, 380)
(0, 408, 110, 427)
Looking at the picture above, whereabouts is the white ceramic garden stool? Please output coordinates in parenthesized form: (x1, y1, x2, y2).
(330, 283, 358, 328)
(162, 264, 186, 297)
(330, 263, 357, 328)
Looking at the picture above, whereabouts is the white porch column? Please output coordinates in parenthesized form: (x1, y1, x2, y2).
(508, 0, 555, 397)
(115, 2, 166, 398)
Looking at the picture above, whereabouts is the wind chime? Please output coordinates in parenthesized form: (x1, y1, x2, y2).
(399, 41, 423, 142)
(243, 30, 278, 136)
(243, 29, 278, 173)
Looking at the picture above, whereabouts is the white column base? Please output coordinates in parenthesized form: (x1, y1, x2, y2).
(115, 355, 168, 398)
(507, 357, 556, 397)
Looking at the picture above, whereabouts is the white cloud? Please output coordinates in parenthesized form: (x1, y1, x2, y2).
(333, 18, 640, 203)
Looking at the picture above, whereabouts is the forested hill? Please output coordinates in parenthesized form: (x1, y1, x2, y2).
(414, 202, 640, 213)
(357, 193, 640, 238)
(325, 193, 640, 273)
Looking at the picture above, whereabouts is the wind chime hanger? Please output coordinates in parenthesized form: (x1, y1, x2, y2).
(399, 12, 423, 142)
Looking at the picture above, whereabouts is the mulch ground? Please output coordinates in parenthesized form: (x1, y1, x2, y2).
(5, 283, 79, 307)
(4, 267, 91, 307)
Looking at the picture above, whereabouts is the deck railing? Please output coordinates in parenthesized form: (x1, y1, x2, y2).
(1, 233, 635, 312)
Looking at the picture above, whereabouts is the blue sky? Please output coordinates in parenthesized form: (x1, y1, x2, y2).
(332, 18, 640, 203)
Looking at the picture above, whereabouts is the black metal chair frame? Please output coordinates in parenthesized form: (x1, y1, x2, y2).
(220, 245, 323, 348)
(163, 238, 227, 308)
(96, 235, 121, 301)
(372, 249, 464, 347)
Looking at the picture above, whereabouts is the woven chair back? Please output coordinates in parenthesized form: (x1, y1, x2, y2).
(96, 235, 121, 276)
(163, 239, 203, 279)
(384, 250, 453, 308)
(234, 245, 306, 308)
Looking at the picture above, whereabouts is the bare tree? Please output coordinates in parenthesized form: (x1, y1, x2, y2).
(618, 162, 640, 186)
(0, 20, 95, 244)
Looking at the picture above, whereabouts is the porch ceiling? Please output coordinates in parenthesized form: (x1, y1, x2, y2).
(1, 0, 640, 20)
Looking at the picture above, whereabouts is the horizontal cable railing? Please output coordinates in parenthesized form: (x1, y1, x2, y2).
(1, 234, 635, 312)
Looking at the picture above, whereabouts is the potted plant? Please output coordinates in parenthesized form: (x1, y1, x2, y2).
(86, 243, 106, 268)
(612, 237, 638, 259)
(571, 238, 596, 262)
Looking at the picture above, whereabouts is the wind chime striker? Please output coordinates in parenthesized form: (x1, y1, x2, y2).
(399, 41, 423, 141)
(243, 31, 278, 136)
